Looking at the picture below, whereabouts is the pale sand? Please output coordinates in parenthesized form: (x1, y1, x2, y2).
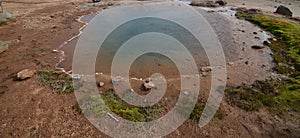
(226, 0, 300, 17)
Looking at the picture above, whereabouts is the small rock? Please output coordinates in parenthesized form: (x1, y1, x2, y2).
(275, 5, 293, 17)
(112, 80, 118, 85)
(70, 74, 81, 80)
(253, 32, 258, 35)
(228, 62, 234, 66)
(0, 12, 16, 25)
(263, 40, 270, 46)
(190, 1, 219, 7)
(0, 41, 8, 54)
(201, 67, 212, 72)
(17, 69, 36, 80)
(143, 80, 155, 91)
(98, 82, 105, 87)
(183, 91, 189, 95)
(107, 2, 113, 6)
(251, 45, 265, 49)
(215, 0, 227, 6)
(92, 0, 100, 3)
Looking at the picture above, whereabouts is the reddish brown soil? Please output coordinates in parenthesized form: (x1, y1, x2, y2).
(0, 0, 299, 137)
(0, 0, 109, 137)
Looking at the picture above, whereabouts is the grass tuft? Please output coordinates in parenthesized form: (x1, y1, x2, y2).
(38, 71, 75, 94)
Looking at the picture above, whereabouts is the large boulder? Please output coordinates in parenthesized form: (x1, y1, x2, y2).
(275, 5, 293, 17)
(0, 41, 8, 54)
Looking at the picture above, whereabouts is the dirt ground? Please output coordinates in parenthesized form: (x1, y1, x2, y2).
(0, 0, 299, 137)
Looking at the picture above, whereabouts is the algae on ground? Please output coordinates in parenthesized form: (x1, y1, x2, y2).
(189, 101, 226, 121)
(229, 10, 300, 114)
(80, 90, 162, 122)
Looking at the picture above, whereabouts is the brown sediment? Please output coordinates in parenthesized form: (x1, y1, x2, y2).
(0, 1, 110, 137)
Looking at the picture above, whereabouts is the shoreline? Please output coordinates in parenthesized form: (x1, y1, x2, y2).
(0, 0, 299, 137)
(56, 3, 274, 86)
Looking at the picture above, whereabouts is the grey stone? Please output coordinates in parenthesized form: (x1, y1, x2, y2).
(0, 41, 8, 54)
(0, 12, 16, 25)
(144, 81, 155, 89)
(190, 1, 219, 7)
(215, 0, 227, 6)
(275, 5, 293, 17)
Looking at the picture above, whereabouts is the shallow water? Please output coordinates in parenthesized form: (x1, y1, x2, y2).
(58, 3, 273, 84)
(59, 4, 212, 79)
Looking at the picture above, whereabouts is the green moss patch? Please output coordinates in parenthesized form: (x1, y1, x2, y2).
(236, 9, 300, 66)
(38, 71, 75, 94)
(226, 80, 279, 111)
(189, 102, 226, 121)
(80, 90, 162, 122)
(230, 9, 300, 115)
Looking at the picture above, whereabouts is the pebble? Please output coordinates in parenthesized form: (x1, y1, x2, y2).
(183, 91, 189, 95)
(98, 82, 104, 87)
